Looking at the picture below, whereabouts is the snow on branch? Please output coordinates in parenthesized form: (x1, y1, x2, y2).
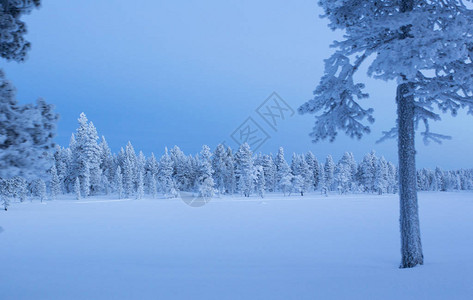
(299, 52, 374, 142)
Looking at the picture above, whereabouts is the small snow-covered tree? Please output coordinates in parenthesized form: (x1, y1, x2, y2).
(36, 179, 46, 202)
(291, 154, 311, 195)
(50, 164, 61, 200)
(99, 136, 114, 187)
(261, 154, 276, 192)
(159, 147, 178, 198)
(114, 166, 123, 199)
(235, 143, 254, 197)
(224, 147, 236, 194)
(254, 165, 265, 198)
(358, 151, 377, 192)
(335, 153, 353, 194)
(10, 176, 27, 202)
(74, 177, 81, 200)
(275, 147, 291, 192)
(324, 155, 335, 191)
(375, 156, 389, 195)
(136, 170, 144, 200)
(197, 145, 215, 198)
(123, 155, 134, 198)
(212, 144, 227, 195)
(318, 163, 328, 196)
(280, 173, 293, 196)
(291, 175, 304, 196)
(148, 172, 157, 199)
(387, 162, 398, 194)
(304, 151, 318, 191)
(0, 179, 13, 210)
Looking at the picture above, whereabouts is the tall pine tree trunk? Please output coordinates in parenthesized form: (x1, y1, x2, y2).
(397, 82, 423, 268)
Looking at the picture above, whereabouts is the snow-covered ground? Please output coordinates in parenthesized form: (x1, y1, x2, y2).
(1, 192, 472, 299)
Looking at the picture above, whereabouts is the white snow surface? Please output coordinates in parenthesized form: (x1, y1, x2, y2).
(1, 192, 472, 299)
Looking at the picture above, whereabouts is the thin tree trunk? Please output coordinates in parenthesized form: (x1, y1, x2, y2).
(397, 82, 423, 268)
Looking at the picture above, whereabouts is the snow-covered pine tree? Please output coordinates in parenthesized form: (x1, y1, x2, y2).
(159, 147, 178, 198)
(53, 145, 69, 194)
(334, 153, 353, 194)
(170, 146, 192, 191)
(69, 114, 102, 197)
(357, 151, 377, 192)
(136, 170, 144, 200)
(324, 155, 335, 191)
(290, 174, 302, 196)
(291, 154, 311, 196)
(136, 151, 146, 188)
(261, 154, 276, 193)
(304, 151, 318, 191)
(235, 143, 254, 197)
(115, 166, 123, 199)
(275, 147, 291, 193)
(99, 136, 114, 189)
(36, 179, 46, 202)
(122, 142, 137, 197)
(280, 173, 293, 196)
(144, 153, 159, 194)
(318, 163, 327, 196)
(387, 162, 398, 194)
(0, 178, 13, 210)
(197, 145, 215, 198)
(81, 165, 91, 198)
(212, 144, 227, 195)
(254, 165, 265, 198)
(148, 172, 157, 199)
(10, 176, 27, 202)
(50, 163, 61, 200)
(123, 154, 134, 198)
(374, 156, 389, 195)
(224, 147, 236, 194)
(296, 0, 473, 267)
(74, 177, 81, 200)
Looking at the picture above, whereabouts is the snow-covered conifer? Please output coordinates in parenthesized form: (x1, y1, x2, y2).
(136, 170, 144, 200)
(255, 165, 265, 198)
(324, 155, 335, 191)
(115, 166, 123, 199)
(159, 148, 178, 198)
(74, 177, 81, 200)
(197, 145, 215, 198)
(374, 156, 389, 195)
(235, 143, 254, 197)
(275, 147, 291, 192)
(212, 144, 227, 194)
(50, 164, 61, 200)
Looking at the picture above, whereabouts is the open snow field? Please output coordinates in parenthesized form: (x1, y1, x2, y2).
(1, 192, 472, 300)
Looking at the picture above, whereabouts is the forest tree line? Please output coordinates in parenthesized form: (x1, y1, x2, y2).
(1, 113, 473, 209)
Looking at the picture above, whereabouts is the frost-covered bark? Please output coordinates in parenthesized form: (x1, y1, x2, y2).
(397, 83, 423, 268)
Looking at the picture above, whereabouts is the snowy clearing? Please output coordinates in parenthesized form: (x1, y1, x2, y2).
(1, 192, 472, 299)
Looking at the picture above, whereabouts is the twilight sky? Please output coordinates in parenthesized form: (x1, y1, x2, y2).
(3, 0, 473, 169)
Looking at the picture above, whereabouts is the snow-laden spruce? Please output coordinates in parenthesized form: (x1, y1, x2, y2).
(299, 0, 473, 268)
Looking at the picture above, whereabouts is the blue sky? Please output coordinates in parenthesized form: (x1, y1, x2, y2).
(4, 0, 473, 168)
